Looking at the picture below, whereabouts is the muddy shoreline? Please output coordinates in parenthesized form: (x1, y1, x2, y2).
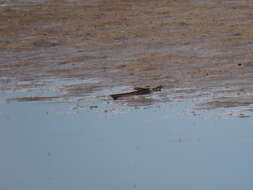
(1, 0, 253, 116)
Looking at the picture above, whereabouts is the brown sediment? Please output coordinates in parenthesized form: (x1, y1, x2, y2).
(59, 83, 101, 97)
(1, 0, 253, 114)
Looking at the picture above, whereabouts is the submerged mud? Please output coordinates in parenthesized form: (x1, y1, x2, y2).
(1, 0, 253, 116)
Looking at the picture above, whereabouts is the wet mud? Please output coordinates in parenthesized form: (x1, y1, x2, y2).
(1, 0, 253, 116)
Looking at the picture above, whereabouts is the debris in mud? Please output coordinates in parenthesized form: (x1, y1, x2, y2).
(110, 85, 162, 100)
(89, 105, 98, 109)
(7, 96, 59, 102)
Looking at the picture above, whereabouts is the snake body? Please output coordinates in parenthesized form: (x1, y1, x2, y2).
(110, 85, 162, 100)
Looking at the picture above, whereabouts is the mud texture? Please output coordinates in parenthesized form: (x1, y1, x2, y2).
(1, 0, 253, 116)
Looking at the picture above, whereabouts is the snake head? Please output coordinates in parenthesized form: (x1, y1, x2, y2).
(152, 85, 163, 91)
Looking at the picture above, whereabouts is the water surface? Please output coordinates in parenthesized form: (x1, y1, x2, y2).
(1, 0, 253, 189)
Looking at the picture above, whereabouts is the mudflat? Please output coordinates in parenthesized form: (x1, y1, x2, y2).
(1, 0, 253, 115)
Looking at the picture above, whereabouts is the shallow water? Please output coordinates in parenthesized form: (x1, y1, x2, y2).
(1, 0, 253, 189)
(1, 100, 253, 190)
